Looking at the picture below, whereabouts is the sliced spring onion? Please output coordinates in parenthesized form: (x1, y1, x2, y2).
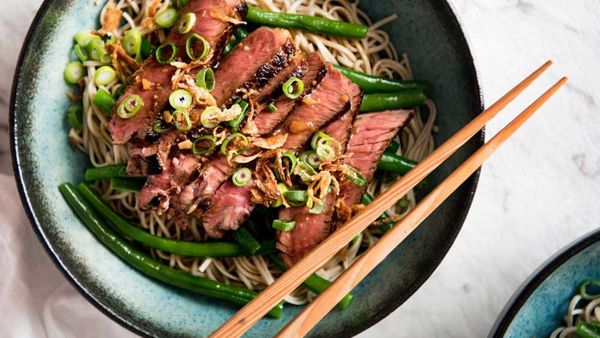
(195, 68, 215, 91)
(316, 143, 335, 160)
(66, 104, 83, 130)
(74, 44, 88, 62)
(172, 109, 192, 131)
(309, 201, 325, 215)
(92, 88, 116, 114)
(86, 36, 110, 62)
(169, 89, 193, 109)
(155, 43, 178, 64)
(155, 8, 178, 28)
(283, 190, 308, 206)
(272, 219, 296, 232)
(226, 101, 249, 132)
(200, 106, 221, 128)
(177, 12, 196, 34)
(153, 119, 171, 134)
(122, 28, 142, 56)
(310, 131, 332, 150)
(580, 280, 600, 300)
(192, 135, 217, 155)
(117, 94, 143, 119)
(267, 103, 277, 112)
(94, 66, 116, 86)
(296, 161, 318, 182)
(281, 151, 298, 172)
(74, 30, 94, 47)
(185, 33, 210, 61)
(282, 77, 304, 100)
(344, 165, 367, 187)
(300, 150, 321, 169)
(220, 133, 248, 155)
(232, 167, 253, 187)
(271, 183, 289, 208)
(64, 61, 84, 84)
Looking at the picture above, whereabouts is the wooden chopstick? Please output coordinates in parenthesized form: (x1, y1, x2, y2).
(210, 61, 554, 338)
(277, 76, 568, 337)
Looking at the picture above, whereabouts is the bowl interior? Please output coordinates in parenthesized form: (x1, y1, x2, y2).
(492, 230, 600, 338)
(11, 0, 482, 336)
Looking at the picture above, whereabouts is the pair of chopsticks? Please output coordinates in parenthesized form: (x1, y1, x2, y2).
(210, 61, 566, 337)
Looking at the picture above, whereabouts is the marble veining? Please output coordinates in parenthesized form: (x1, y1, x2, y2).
(1, 0, 599, 337)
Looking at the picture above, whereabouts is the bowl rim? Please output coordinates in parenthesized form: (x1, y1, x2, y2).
(489, 228, 600, 338)
(10, 0, 484, 336)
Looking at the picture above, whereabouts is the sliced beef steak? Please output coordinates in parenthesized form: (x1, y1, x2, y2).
(201, 181, 256, 238)
(338, 110, 413, 210)
(277, 63, 361, 150)
(109, 0, 246, 144)
(210, 27, 292, 106)
(275, 99, 360, 266)
(253, 52, 325, 135)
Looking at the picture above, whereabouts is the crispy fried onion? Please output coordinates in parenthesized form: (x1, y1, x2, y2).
(335, 199, 353, 224)
(101, 0, 122, 33)
(250, 153, 282, 206)
(140, 0, 162, 30)
(305, 171, 339, 209)
(179, 75, 217, 106)
(251, 133, 288, 150)
(211, 11, 247, 25)
(106, 44, 140, 76)
(241, 100, 258, 136)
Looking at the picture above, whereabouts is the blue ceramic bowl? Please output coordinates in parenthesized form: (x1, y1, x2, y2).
(11, 1, 483, 336)
(490, 229, 600, 337)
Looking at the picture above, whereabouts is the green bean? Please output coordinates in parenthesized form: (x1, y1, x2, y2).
(84, 164, 131, 181)
(246, 6, 367, 39)
(109, 177, 146, 193)
(232, 227, 261, 255)
(77, 183, 277, 257)
(362, 193, 396, 233)
(59, 183, 283, 318)
(577, 322, 600, 338)
(223, 28, 249, 55)
(334, 65, 426, 94)
(360, 90, 427, 112)
(377, 152, 417, 176)
(269, 255, 353, 309)
(386, 140, 400, 154)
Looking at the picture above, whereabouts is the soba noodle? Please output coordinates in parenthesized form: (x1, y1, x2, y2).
(550, 291, 600, 337)
(71, 0, 436, 304)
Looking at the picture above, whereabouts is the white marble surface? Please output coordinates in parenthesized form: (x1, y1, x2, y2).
(0, 1, 598, 337)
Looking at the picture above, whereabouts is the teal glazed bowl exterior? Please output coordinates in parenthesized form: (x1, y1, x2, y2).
(491, 229, 600, 338)
(11, 1, 483, 337)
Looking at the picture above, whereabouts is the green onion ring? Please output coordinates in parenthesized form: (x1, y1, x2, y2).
(94, 66, 117, 86)
(310, 131, 332, 150)
(316, 143, 336, 160)
(185, 33, 210, 61)
(122, 28, 142, 56)
(267, 103, 277, 112)
(195, 68, 215, 91)
(64, 61, 84, 85)
(280, 151, 298, 172)
(173, 109, 192, 131)
(296, 161, 318, 182)
(580, 280, 600, 300)
(155, 8, 179, 28)
(117, 94, 143, 119)
(232, 167, 253, 187)
(300, 150, 321, 169)
(169, 89, 193, 109)
(220, 133, 248, 155)
(283, 190, 308, 206)
(282, 77, 304, 100)
(155, 43, 178, 64)
(272, 219, 296, 232)
(309, 201, 325, 215)
(177, 12, 197, 34)
(74, 44, 88, 62)
(153, 119, 172, 134)
(192, 135, 217, 155)
(344, 165, 367, 187)
(200, 106, 221, 128)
